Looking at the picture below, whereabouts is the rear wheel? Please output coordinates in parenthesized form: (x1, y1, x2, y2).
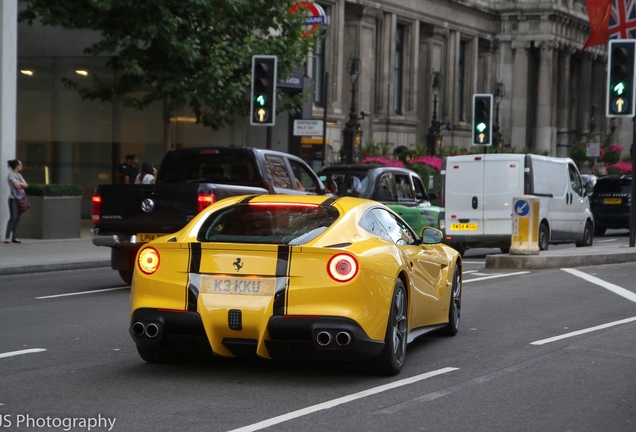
(118, 269, 133, 285)
(538, 223, 549, 251)
(374, 279, 408, 376)
(575, 220, 594, 247)
(442, 266, 461, 336)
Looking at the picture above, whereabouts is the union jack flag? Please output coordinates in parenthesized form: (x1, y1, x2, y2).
(609, 0, 636, 39)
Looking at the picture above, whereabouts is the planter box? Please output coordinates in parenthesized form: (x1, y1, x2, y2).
(19, 196, 82, 239)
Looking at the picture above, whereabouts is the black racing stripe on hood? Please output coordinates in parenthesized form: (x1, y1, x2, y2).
(187, 242, 202, 311)
(273, 245, 291, 315)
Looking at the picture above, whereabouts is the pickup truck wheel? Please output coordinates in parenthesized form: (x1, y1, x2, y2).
(118, 269, 133, 285)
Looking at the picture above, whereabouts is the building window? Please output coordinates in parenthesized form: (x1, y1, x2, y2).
(458, 41, 467, 122)
(394, 25, 405, 114)
(313, 36, 325, 107)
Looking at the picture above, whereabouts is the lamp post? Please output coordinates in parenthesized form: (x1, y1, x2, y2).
(425, 71, 443, 156)
(492, 81, 505, 152)
(341, 55, 362, 164)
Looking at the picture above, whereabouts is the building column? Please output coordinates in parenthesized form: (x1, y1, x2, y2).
(0, 1, 17, 236)
(556, 47, 572, 158)
(535, 41, 556, 154)
(511, 40, 530, 150)
(498, 40, 514, 146)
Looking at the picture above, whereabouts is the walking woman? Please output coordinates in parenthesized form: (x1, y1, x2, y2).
(5, 159, 28, 244)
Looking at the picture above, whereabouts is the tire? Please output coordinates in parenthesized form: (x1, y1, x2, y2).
(136, 346, 185, 364)
(538, 223, 549, 251)
(442, 266, 461, 336)
(374, 279, 408, 376)
(454, 244, 466, 257)
(118, 269, 133, 285)
(594, 224, 606, 237)
(575, 220, 594, 247)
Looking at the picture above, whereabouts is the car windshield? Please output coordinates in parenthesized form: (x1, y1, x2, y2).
(197, 202, 340, 245)
(320, 172, 370, 197)
(594, 177, 632, 194)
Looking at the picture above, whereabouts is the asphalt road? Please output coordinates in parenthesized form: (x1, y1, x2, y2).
(1, 246, 635, 432)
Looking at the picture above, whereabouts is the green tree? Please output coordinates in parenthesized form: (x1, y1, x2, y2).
(19, 0, 318, 151)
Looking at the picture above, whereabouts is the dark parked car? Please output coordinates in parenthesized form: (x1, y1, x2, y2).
(590, 175, 632, 236)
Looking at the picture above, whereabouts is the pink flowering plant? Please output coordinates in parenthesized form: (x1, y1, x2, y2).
(606, 160, 632, 174)
(361, 156, 405, 167)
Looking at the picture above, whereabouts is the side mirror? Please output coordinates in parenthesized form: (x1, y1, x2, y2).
(420, 226, 442, 245)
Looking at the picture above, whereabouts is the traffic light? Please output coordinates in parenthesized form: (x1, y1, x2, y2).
(250, 55, 277, 126)
(607, 39, 636, 118)
(472, 94, 493, 146)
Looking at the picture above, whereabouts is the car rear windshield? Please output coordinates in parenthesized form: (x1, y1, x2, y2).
(594, 178, 632, 195)
(158, 150, 259, 185)
(197, 202, 340, 245)
(320, 172, 370, 196)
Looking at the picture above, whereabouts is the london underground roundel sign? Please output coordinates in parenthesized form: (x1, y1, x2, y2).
(289, 1, 329, 38)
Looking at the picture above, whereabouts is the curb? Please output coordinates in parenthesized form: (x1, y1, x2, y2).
(485, 251, 636, 269)
(0, 260, 111, 276)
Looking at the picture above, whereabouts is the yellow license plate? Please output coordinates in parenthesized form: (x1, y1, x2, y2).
(451, 223, 478, 231)
(200, 276, 276, 296)
(604, 198, 622, 204)
(137, 233, 163, 242)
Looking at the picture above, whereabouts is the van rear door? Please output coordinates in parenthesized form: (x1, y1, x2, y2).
(444, 154, 524, 240)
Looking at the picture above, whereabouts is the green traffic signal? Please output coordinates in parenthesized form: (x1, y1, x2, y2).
(255, 94, 266, 106)
(613, 82, 625, 95)
(476, 122, 486, 133)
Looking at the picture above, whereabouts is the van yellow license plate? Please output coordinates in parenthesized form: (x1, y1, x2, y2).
(604, 198, 622, 204)
(137, 233, 163, 242)
(450, 223, 478, 231)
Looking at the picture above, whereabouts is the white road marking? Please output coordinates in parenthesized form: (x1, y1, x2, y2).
(462, 261, 484, 264)
(36, 286, 129, 299)
(562, 268, 636, 303)
(531, 316, 636, 345)
(463, 270, 478, 274)
(463, 271, 530, 284)
(228, 367, 458, 432)
(0, 348, 46, 359)
(597, 239, 617, 243)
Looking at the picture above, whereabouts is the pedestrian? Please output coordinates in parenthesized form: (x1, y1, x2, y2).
(115, 154, 132, 184)
(124, 154, 139, 185)
(135, 160, 157, 184)
(5, 159, 28, 244)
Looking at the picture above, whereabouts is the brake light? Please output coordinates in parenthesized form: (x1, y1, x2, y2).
(91, 195, 101, 223)
(138, 247, 160, 275)
(327, 254, 358, 282)
(198, 194, 215, 213)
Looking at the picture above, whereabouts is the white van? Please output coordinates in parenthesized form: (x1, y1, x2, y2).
(439, 154, 594, 255)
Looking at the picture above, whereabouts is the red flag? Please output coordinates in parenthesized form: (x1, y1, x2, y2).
(582, 0, 612, 50)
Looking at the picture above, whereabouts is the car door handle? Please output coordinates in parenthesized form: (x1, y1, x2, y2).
(472, 196, 478, 209)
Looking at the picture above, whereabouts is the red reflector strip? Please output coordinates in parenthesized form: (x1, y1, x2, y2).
(474, 157, 482, 160)
(249, 202, 319, 208)
(157, 308, 190, 314)
(510, 164, 516, 168)
(453, 165, 459, 169)
(451, 215, 457, 219)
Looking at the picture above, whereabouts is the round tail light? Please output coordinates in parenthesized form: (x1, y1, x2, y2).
(138, 247, 160, 275)
(327, 254, 358, 282)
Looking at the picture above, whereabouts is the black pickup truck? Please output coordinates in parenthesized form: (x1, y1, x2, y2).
(92, 146, 326, 283)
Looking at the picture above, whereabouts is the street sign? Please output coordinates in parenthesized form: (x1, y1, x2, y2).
(293, 119, 324, 136)
(586, 142, 600, 158)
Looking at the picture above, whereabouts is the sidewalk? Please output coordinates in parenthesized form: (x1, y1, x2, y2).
(1, 220, 636, 276)
(0, 220, 110, 276)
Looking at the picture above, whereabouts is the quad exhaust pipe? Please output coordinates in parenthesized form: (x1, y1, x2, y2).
(316, 331, 352, 347)
(132, 321, 159, 338)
